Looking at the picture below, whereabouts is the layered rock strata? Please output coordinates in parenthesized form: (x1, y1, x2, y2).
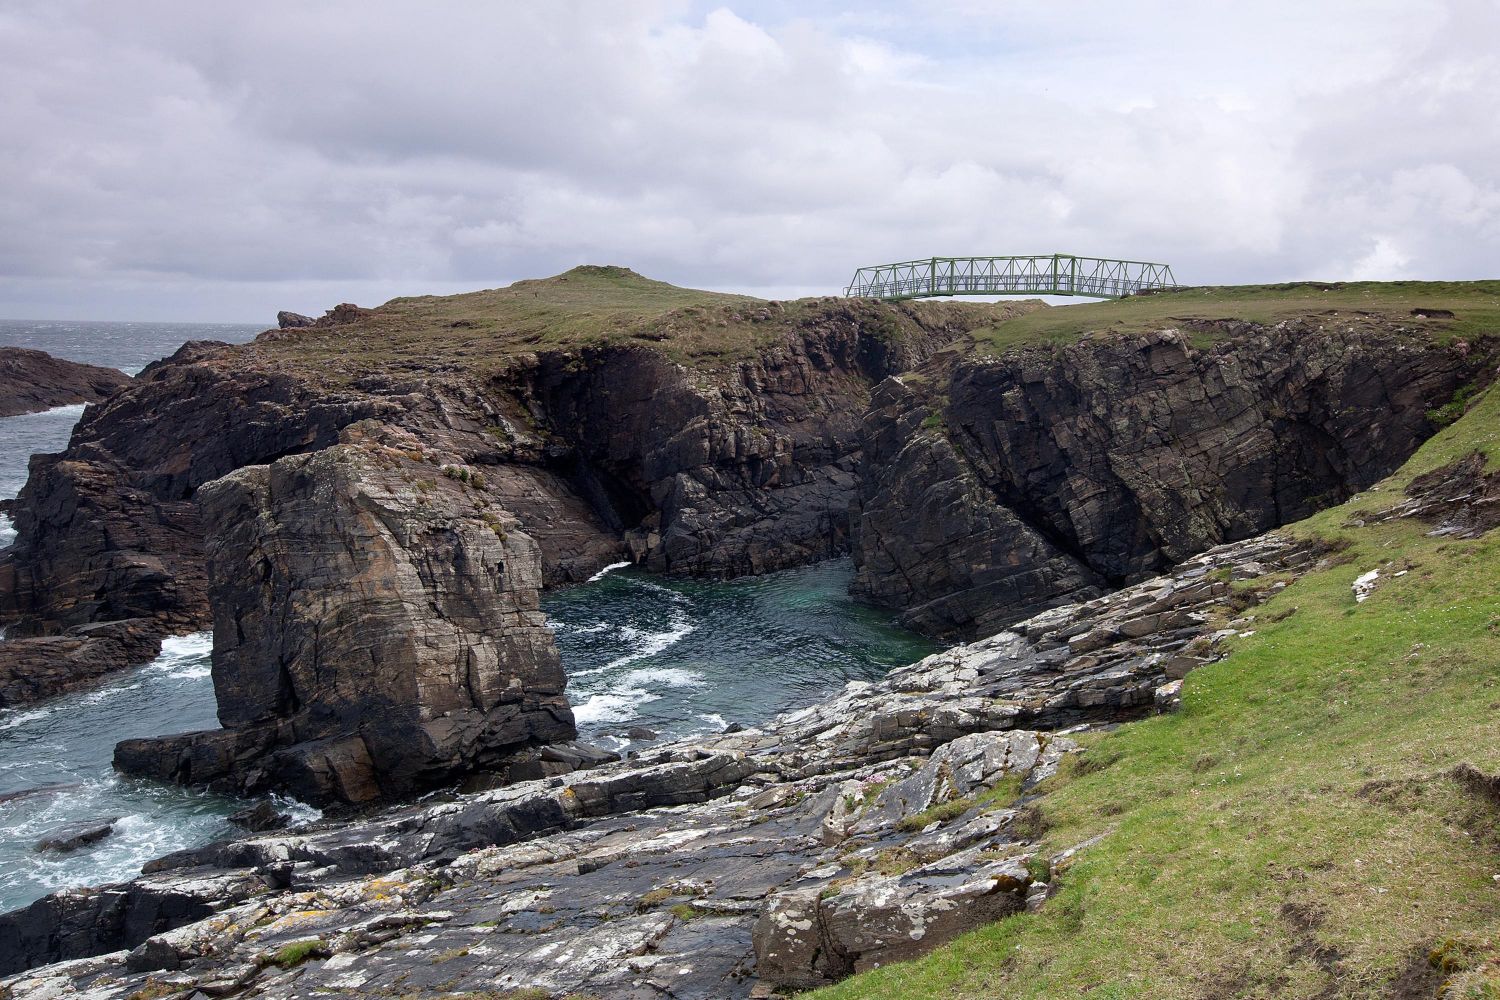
(853, 325, 1491, 636)
(0, 347, 131, 417)
(2, 528, 1321, 994)
(0, 301, 1002, 707)
(114, 436, 576, 805)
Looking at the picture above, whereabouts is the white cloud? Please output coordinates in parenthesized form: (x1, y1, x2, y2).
(0, 0, 1493, 320)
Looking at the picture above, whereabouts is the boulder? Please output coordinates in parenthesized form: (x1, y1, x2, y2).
(275, 311, 315, 329)
(227, 801, 290, 832)
(34, 818, 119, 853)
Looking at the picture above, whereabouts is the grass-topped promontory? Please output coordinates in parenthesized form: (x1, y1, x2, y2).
(249, 265, 1037, 377)
(966, 279, 1500, 355)
(250, 270, 1499, 383)
(807, 387, 1500, 997)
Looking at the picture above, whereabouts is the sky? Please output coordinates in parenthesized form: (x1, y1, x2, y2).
(0, 0, 1495, 323)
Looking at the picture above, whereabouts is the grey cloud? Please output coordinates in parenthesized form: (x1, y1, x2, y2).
(0, 0, 1493, 321)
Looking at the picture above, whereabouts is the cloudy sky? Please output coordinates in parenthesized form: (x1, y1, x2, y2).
(0, 0, 1495, 322)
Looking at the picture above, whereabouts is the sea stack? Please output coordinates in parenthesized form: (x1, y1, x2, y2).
(115, 433, 575, 805)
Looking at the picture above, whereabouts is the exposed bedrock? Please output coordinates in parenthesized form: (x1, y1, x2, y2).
(1, 528, 1319, 989)
(853, 326, 1493, 637)
(514, 302, 957, 578)
(0, 303, 990, 703)
(0, 342, 402, 641)
(0, 346, 131, 417)
(113, 438, 575, 806)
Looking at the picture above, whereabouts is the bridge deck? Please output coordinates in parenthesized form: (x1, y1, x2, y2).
(845, 254, 1177, 300)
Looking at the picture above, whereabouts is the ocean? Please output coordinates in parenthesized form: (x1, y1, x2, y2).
(0, 320, 939, 913)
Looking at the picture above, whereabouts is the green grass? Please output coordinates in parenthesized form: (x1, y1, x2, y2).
(966, 279, 1500, 355)
(806, 386, 1500, 999)
(250, 265, 1027, 377)
(266, 937, 326, 969)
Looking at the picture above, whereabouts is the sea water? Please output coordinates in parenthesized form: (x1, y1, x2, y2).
(0, 320, 940, 913)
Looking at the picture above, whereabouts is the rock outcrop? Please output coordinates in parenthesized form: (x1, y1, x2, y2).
(853, 325, 1492, 636)
(0, 618, 163, 709)
(114, 437, 576, 806)
(0, 527, 1321, 992)
(0, 298, 1009, 709)
(0, 347, 130, 417)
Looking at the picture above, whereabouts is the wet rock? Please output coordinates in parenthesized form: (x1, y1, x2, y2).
(0, 619, 164, 708)
(34, 818, 119, 853)
(625, 726, 659, 741)
(0, 347, 130, 418)
(227, 801, 289, 832)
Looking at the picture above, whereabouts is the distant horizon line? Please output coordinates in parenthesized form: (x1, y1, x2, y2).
(0, 317, 269, 328)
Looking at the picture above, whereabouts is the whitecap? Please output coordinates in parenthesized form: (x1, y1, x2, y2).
(148, 632, 214, 678)
(0, 707, 52, 732)
(587, 561, 633, 583)
(572, 687, 660, 725)
(270, 793, 324, 828)
(77, 682, 141, 705)
(549, 621, 612, 636)
(600, 617, 695, 671)
(0, 511, 14, 551)
(618, 667, 704, 689)
(696, 713, 729, 732)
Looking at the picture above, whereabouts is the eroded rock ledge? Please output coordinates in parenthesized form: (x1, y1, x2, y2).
(1, 528, 1322, 994)
(0, 347, 130, 418)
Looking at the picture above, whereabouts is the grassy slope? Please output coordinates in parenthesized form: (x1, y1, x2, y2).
(251, 272, 1499, 383)
(968, 280, 1500, 354)
(808, 387, 1500, 998)
(250, 265, 1038, 376)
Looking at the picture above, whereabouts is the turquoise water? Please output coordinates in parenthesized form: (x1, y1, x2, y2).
(547, 560, 942, 748)
(0, 321, 940, 913)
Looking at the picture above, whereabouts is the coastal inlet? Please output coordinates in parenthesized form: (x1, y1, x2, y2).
(0, 320, 943, 910)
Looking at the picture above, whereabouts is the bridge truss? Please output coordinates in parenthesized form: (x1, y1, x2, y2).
(844, 254, 1178, 300)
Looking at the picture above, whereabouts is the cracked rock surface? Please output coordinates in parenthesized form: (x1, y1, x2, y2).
(1, 529, 1323, 995)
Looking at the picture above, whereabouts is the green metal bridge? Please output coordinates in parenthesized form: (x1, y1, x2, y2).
(844, 254, 1178, 300)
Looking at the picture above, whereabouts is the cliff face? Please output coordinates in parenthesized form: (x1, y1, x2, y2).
(0, 300, 998, 656)
(0, 290, 1014, 801)
(516, 302, 950, 577)
(0, 347, 131, 417)
(114, 438, 574, 805)
(0, 342, 399, 638)
(852, 325, 1491, 636)
(0, 272, 1490, 804)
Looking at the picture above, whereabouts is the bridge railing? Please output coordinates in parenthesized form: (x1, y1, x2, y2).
(845, 254, 1177, 300)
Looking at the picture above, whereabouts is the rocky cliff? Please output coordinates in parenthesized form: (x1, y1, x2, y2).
(114, 435, 577, 805)
(852, 324, 1492, 636)
(0, 283, 1017, 716)
(0, 273, 1491, 807)
(0, 347, 131, 417)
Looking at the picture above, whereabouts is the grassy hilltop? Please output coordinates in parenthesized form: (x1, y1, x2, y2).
(807, 378, 1500, 996)
(251, 265, 1036, 376)
(254, 269, 1500, 383)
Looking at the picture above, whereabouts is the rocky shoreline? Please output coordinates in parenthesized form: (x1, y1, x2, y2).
(0, 528, 1318, 996)
(0, 347, 131, 418)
